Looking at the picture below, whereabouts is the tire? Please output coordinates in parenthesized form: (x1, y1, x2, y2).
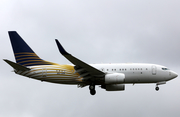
(89, 84, 95, 90)
(90, 89, 96, 95)
(155, 87, 159, 91)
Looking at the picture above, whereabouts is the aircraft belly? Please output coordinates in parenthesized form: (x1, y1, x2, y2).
(124, 73, 161, 83)
(36, 74, 82, 84)
(16, 68, 82, 85)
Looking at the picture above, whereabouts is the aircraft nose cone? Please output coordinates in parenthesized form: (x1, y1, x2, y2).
(171, 71, 178, 79)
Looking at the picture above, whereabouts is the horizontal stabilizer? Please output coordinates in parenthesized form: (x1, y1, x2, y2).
(4, 59, 30, 71)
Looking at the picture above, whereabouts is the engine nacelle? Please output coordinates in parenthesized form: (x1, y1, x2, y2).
(105, 73, 125, 84)
(101, 84, 125, 91)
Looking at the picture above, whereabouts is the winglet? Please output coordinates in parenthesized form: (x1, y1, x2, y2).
(55, 39, 70, 55)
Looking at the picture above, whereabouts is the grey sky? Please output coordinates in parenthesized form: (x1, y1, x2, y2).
(1, 0, 180, 117)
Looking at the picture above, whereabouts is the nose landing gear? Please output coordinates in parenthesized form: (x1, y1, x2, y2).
(155, 86, 159, 91)
(155, 81, 166, 91)
(155, 83, 159, 91)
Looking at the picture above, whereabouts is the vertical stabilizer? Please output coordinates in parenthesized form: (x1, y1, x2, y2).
(8, 31, 55, 66)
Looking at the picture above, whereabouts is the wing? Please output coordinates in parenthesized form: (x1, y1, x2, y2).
(55, 39, 105, 82)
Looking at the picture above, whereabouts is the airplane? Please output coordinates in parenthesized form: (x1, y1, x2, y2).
(4, 31, 178, 95)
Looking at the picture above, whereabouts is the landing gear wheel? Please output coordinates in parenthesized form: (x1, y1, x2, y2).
(89, 83, 96, 95)
(155, 86, 159, 91)
(89, 84, 95, 90)
(90, 89, 96, 95)
(89, 85, 95, 90)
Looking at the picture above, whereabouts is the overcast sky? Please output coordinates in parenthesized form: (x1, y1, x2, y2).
(1, 0, 180, 117)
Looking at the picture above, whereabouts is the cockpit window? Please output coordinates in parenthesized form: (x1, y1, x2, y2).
(162, 68, 169, 70)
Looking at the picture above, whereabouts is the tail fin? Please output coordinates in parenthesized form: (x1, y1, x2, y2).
(8, 31, 55, 66)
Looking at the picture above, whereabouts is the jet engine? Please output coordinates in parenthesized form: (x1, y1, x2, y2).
(101, 84, 125, 91)
(105, 73, 125, 84)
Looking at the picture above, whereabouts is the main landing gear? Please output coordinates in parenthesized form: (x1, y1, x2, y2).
(89, 84, 96, 95)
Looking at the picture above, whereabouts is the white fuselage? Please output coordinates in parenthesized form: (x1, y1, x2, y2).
(92, 63, 177, 84)
(15, 63, 177, 85)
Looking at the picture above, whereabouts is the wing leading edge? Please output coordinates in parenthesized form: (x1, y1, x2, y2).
(55, 39, 105, 83)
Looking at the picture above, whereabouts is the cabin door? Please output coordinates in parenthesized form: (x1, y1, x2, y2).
(152, 65, 157, 75)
